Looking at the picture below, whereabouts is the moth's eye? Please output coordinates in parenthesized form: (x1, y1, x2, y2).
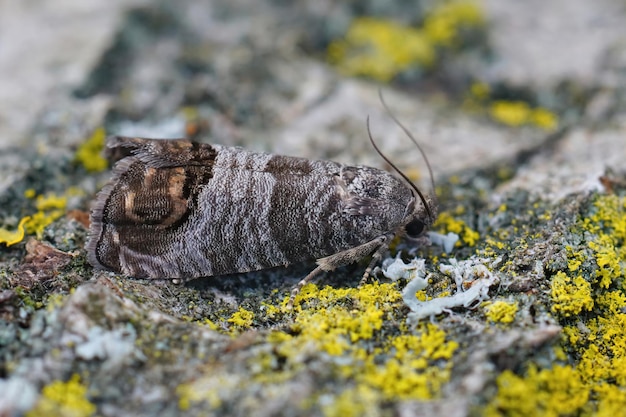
(405, 219, 425, 238)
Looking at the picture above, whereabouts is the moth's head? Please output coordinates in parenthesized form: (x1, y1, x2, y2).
(404, 192, 438, 240)
(368, 90, 440, 241)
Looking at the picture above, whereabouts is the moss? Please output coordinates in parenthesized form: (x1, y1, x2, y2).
(75, 127, 108, 172)
(26, 374, 96, 417)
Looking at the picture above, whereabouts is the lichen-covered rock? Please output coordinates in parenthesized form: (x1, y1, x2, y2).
(2, 0, 626, 416)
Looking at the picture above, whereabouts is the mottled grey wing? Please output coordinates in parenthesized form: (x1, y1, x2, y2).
(89, 138, 353, 279)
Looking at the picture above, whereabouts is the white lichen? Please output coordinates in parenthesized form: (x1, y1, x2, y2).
(427, 231, 459, 254)
(401, 257, 500, 325)
(380, 254, 427, 282)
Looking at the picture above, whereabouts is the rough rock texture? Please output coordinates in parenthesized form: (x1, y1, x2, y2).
(1, 1, 626, 416)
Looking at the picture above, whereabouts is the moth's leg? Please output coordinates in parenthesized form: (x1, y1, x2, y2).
(359, 242, 390, 287)
(288, 233, 393, 308)
(288, 265, 326, 308)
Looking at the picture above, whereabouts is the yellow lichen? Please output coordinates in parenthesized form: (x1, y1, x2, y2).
(24, 211, 64, 238)
(24, 192, 68, 238)
(589, 234, 622, 289)
(485, 194, 626, 416)
(260, 301, 281, 319)
(23, 188, 36, 198)
(273, 284, 457, 403)
(422, 1, 484, 46)
(484, 300, 518, 324)
(3, 188, 70, 246)
(202, 318, 219, 331)
(75, 127, 108, 172)
(175, 280, 461, 413)
(227, 307, 255, 330)
(488, 101, 559, 131)
(0, 216, 30, 246)
(177, 376, 227, 411)
(434, 211, 480, 247)
(284, 284, 389, 356)
(470, 81, 490, 101)
(328, 2, 485, 81)
(490, 101, 531, 127)
(358, 323, 458, 400)
(566, 246, 585, 272)
(320, 385, 379, 417)
(26, 374, 96, 417)
(484, 365, 588, 417)
(550, 271, 593, 317)
(35, 192, 68, 211)
(328, 17, 434, 82)
(530, 108, 559, 131)
(595, 384, 626, 417)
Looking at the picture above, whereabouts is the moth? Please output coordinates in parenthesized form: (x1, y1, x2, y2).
(87, 113, 438, 303)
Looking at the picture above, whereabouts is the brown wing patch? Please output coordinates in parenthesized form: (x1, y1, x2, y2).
(88, 138, 217, 276)
(104, 164, 189, 228)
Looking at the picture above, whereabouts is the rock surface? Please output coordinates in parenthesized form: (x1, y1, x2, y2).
(1, 1, 626, 416)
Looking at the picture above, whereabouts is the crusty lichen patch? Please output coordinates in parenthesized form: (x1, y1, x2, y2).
(0, 216, 30, 246)
(327, 1, 485, 82)
(0, 188, 81, 247)
(434, 208, 480, 247)
(177, 282, 459, 415)
(74, 127, 108, 173)
(484, 194, 626, 416)
(484, 365, 588, 417)
(484, 300, 518, 324)
(26, 374, 96, 417)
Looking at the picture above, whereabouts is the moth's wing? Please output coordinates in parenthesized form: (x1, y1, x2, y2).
(342, 196, 389, 216)
(105, 136, 216, 167)
(88, 145, 410, 281)
(88, 144, 329, 279)
(87, 138, 217, 279)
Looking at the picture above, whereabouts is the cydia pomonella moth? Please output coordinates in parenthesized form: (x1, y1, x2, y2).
(87, 122, 438, 301)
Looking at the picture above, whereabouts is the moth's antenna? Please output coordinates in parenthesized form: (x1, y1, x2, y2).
(378, 89, 436, 196)
(366, 116, 433, 221)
